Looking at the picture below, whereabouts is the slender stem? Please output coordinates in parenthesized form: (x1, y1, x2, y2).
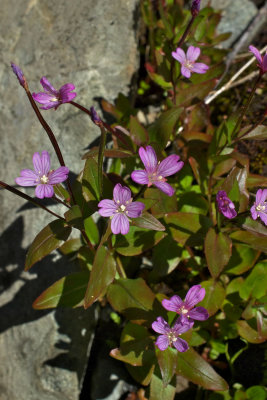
(0, 181, 64, 220)
(233, 113, 266, 143)
(116, 255, 127, 279)
(231, 73, 262, 139)
(176, 15, 195, 48)
(53, 195, 71, 209)
(98, 126, 107, 199)
(81, 229, 96, 254)
(24, 88, 76, 204)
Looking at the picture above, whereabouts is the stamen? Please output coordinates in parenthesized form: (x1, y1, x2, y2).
(40, 175, 49, 184)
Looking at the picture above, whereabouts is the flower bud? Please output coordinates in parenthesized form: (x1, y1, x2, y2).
(191, 0, 201, 17)
(11, 63, 27, 88)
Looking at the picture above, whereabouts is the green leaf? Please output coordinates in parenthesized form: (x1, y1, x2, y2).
(237, 321, 266, 344)
(144, 188, 178, 216)
(238, 125, 267, 141)
(176, 348, 228, 391)
(132, 211, 166, 231)
(199, 280, 226, 316)
(150, 236, 183, 280)
(177, 192, 209, 215)
(84, 216, 99, 245)
(148, 107, 183, 149)
(59, 238, 83, 255)
(82, 147, 133, 159)
(84, 246, 116, 308)
(225, 244, 260, 275)
(149, 372, 176, 400)
(247, 174, 267, 188)
(107, 278, 156, 323)
(246, 386, 267, 400)
(239, 261, 267, 300)
(130, 116, 149, 146)
(64, 205, 84, 230)
(82, 157, 100, 201)
(126, 363, 155, 386)
(164, 212, 212, 246)
(230, 230, 267, 253)
(114, 226, 166, 256)
(32, 272, 89, 309)
(25, 219, 72, 270)
(156, 347, 177, 388)
(175, 79, 216, 107)
(205, 228, 232, 278)
(53, 183, 70, 201)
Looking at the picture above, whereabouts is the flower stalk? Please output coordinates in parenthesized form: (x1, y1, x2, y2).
(98, 126, 107, 199)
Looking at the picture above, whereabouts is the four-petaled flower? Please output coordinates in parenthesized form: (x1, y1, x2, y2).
(172, 46, 209, 78)
(250, 189, 267, 226)
(98, 183, 145, 235)
(15, 151, 69, 199)
(162, 285, 209, 324)
(216, 190, 237, 219)
(151, 317, 190, 352)
(32, 77, 76, 110)
(131, 146, 184, 196)
(249, 45, 267, 75)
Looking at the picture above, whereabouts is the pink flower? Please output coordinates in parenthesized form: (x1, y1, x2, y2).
(32, 77, 76, 110)
(250, 189, 267, 226)
(162, 285, 209, 324)
(216, 190, 237, 219)
(172, 46, 209, 78)
(15, 151, 69, 199)
(249, 45, 267, 75)
(98, 183, 145, 235)
(131, 146, 184, 196)
(11, 63, 26, 88)
(151, 317, 190, 352)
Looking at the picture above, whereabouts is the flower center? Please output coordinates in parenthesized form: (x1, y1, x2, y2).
(148, 172, 166, 184)
(184, 60, 194, 70)
(256, 203, 266, 212)
(40, 174, 49, 184)
(167, 331, 178, 345)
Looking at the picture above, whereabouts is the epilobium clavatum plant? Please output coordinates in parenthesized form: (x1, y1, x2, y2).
(2, 1, 267, 398)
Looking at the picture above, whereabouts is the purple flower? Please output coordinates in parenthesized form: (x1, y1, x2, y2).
(216, 190, 237, 219)
(32, 77, 76, 110)
(249, 45, 267, 75)
(151, 317, 190, 352)
(98, 183, 145, 235)
(15, 151, 69, 199)
(11, 63, 27, 88)
(131, 146, 184, 197)
(90, 106, 102, 126)
(250, 189, 267, 226)
(162, 285, 209, 324)
(172, 46, 209, 78)
(191, 0, 201, 17)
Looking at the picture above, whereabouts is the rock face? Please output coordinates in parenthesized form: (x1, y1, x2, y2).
(202, 0, 257, 48)
(0, 0, 139, 399)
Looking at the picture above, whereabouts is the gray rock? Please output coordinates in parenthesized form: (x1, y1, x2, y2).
(0, 0, 139, 399)
(201, 0, 258, 48)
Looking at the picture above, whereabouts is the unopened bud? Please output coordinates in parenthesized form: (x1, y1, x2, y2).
(11, 63, 27, 88)
(191, 0, 201, 17)
(90, 106, 102, 126)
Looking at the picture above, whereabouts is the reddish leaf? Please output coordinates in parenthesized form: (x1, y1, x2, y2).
(132, 211, 166, 231)
(230, 230, 267, 253)
(205, 228, 232, 278)
(144, 188, 178, 216)
(82, 147, 133, 159)
(130, 116, 149, 146)
(156, 347, 177, 388)
(84, 246, 116, 308)
(237, 321, 266, 344)
(148, 107, 183, 149)
(149, 373, 176, 400)
(25, 219, 72, 271)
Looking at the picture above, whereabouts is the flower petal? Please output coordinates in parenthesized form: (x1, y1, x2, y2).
(48, 166, 69, 184)
(181, 66, 191, 78)
(111, 213, 129, 235)
(187, 46, 200, 62)
(173, 337, 188, 352)
(171, 48, 186, 64)
(15, 169, 38, 186)
(126, 201, 145, 218)
(32, 92, 58, 106)
(40, 151, 51, 175)
(157, 155, 184, 177)
(262, 54, 267, 72)
(131, 170, 149, 185)
(184, 285, 205, 309)
(250, 205, 258, 220)
(152, 317, 170, 334)
(113, 183, 132, 204)
(191, 62, 209, 74)
(59, 83, 76, 103)
(259, 212, 267, 226)
(32, 152, 43, 175)
(249, 45, 262, 64)
(98, 199, 117, 217)
(155, 335, 169, 351)
(35, 184, 54, 199)
(139, 146, 158, 173)
(188, 307, 209, 321)
(40, 77, 58, 94)
(153, 181, 175, 196)
(162, 295, 183, 312)
(256, 188, 267, 204)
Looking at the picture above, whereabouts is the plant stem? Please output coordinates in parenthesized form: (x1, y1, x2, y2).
(98, 126, 107, 199)
(53, 195, 71, 209)
(24, 88, 76, 204)
(231, 73, 262, 138)
(81, 229, 96, 254)
(177, 15, 195, 48)
(0, 181, 64, 220)
(116, 255, 127, 279)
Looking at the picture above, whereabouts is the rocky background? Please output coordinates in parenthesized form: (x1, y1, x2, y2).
(0, 1, 265, 399)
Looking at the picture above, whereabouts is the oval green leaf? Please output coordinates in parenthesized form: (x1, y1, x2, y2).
(205, 228, 232, 278)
